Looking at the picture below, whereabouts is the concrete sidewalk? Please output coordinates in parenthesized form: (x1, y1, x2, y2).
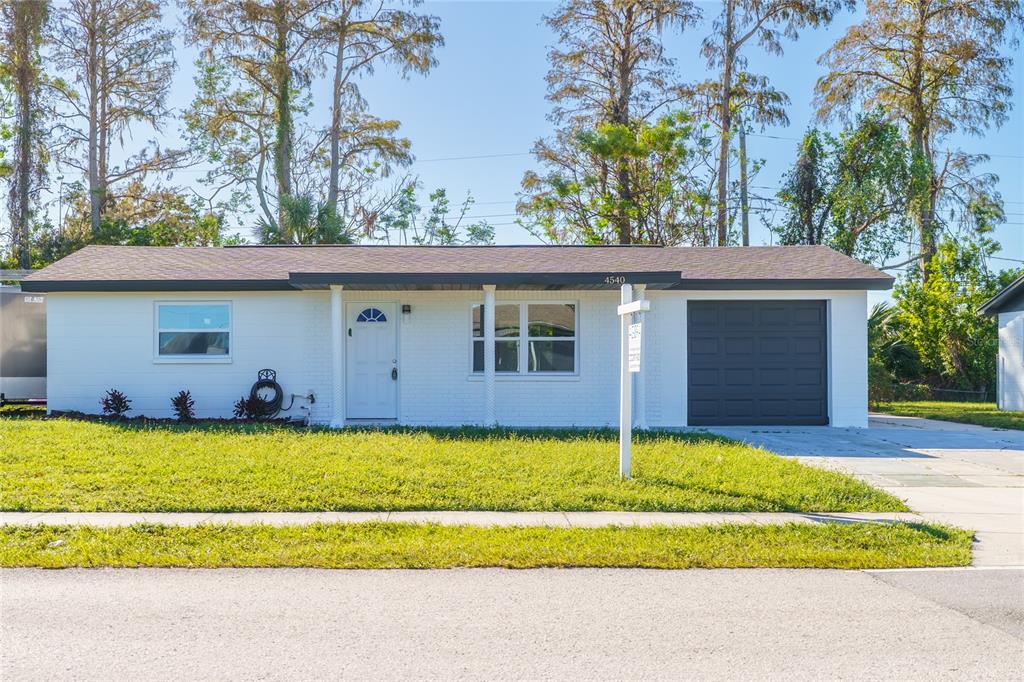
(0, 510, 926, 528)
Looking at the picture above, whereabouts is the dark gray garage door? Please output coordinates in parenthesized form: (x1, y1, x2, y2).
(687, 301, 828, 426)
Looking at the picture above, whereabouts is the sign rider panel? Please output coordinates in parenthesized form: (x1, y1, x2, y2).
(628, 322, 641, 373)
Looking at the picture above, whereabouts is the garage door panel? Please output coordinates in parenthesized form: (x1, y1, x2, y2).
(689, 368, 719, 386)
(758, 337, 789, 355)
(724, 337, 754, 355)
(792, 399, 827, 418)
(689, 399, 719, 418)
(724, 307, 756, 326)
(758, 307, 791, 325)
(759, 400, 789, 417)
(688, 301, 828, 426)
(724, 368, 754, 386)
(793, 367, 825, 387)
(722, 399, 755, 418)
(758, 367, 790, 387)
(793, 337, 825, 355)
(689, 337, 719, 355)
(689, 306, 719, 326)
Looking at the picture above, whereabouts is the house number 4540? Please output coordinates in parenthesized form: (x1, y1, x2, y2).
(604, 275, 626, 285)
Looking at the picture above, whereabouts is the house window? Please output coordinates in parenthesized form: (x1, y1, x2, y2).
(472, 303, 576, 374)
(156, 303, 230, 358)
(356, 307, 388, 323)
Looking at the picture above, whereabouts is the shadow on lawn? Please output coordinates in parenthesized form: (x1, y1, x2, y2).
(1, 410, 735, 445)
(0, 405, 46, 418)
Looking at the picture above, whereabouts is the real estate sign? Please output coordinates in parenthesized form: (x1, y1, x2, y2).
(628, 322, 642, 373)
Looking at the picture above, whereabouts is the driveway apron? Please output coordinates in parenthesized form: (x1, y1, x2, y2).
(707, 415, 1024, 567)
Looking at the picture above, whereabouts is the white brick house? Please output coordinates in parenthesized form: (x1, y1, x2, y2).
(22, 244, 893, 428)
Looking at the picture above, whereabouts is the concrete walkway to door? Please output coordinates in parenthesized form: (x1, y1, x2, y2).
(707, 415, 1024, 567)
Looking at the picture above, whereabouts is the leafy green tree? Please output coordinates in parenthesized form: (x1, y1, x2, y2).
(816, 0, 1023, 276)
(49, 0, 188, 237)
(34, 179, 238, 266)
(894, 239, 1017, 391)
(773, 112, 910, 265)
(520, 110, 716, 245)
(774, 128, 827, 246)
(521, 0, 700, 245)
(320, 0, 441, 215)
(183, 0, 332, 231)
(371, 183, 493, 246)
(256, 194, 352, 245)
(0, 0, 49, 269)
(680, 70, 787, 246)
(867, 301, 919, 381)
(184, 0, 439, 242)
(867, 357, 895, 406)
(696, 0, 849, 246)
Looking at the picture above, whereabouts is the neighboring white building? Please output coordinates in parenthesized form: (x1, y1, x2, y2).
(22, 244, 893, 428)
(980, 275, 1024, 412)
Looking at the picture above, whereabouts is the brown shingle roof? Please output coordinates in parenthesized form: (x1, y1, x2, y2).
(21, 244, 893, 292)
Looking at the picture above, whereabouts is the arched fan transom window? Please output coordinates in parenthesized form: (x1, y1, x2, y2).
(356, 307, 388, 323)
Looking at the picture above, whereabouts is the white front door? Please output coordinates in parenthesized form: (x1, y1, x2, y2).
(346, 302, 398, 419)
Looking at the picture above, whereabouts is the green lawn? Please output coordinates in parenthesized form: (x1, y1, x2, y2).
(0, 418, 906, 513)
(0, 403, 44, 415)
(0, 522, 971, 569)
(875, 401, 1024, 431)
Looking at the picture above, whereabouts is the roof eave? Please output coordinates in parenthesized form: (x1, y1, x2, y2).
(19, 279, 295, 293)
(978, 274, 1024, 315)
(670, 277, 894, 291)
(22, 273, 894, 293)
(287, 271, 683, 289)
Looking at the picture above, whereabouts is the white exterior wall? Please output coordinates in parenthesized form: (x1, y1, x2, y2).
(45, 288, 870, 427)
(647, 289, 869, 428)
(46, 292, 334, 423)
(998, 311, 1024, 411)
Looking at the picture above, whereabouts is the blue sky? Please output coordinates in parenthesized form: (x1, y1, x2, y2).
(154, 2, 1024, 269)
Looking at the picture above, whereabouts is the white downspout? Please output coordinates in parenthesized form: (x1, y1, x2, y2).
(330, 285, 345, 427)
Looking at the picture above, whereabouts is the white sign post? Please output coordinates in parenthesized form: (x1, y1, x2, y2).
(617, 285, 650, 479)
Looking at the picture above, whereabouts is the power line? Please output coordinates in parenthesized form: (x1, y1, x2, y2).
(416, 152, 532, 163)
(746, 132, 1024, 160)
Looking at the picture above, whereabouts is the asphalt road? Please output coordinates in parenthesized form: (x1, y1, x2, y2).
(2, 568, 1022, 681)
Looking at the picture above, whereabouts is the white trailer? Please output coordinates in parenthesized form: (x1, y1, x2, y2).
(0, 284, 47, 403)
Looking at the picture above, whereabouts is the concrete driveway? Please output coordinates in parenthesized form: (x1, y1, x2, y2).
(708, 415, 1024, 566)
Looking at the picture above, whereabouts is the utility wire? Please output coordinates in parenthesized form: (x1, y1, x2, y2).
(746, 132, 1024, 160)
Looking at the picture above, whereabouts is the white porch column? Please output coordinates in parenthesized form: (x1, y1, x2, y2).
(634, 284, 647, 429)
(483, 285, 497, 426)
(330, 285, 345, 427)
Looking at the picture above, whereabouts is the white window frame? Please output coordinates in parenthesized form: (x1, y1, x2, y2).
(153, 301, 233, 364)
(469, 301, 579, 378)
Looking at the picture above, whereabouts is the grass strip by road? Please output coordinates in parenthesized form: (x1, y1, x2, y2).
(0, 419, 906, 513)
(875, 401, 1023, 431)
(0, 522, 971, 569)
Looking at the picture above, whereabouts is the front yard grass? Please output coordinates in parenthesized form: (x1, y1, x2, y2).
(0, 418, 907, 513)
(0, 522, 971, 569)
(875, 401, 1023, 431)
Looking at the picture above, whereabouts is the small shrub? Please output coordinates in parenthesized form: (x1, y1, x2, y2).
(867, 359, 895, 407)
(171, 390, 196, 422)
(233, 395, 268, 421)
(100, 389, 132, 418)
(893, 382, 931, 402)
